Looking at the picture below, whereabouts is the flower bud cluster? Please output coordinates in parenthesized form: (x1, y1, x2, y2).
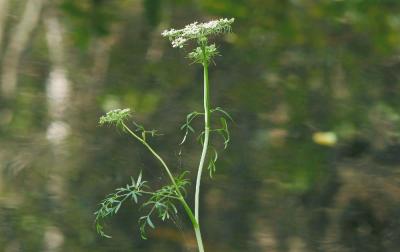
(99, 108, 131, 127)
(188, 44, 219, 64)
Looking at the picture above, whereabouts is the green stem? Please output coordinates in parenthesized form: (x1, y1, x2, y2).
(194, 226, 205, 252)
(180, 197, 204, 252)
(122, 122, 205, 252)
(195, 59, 210, 223)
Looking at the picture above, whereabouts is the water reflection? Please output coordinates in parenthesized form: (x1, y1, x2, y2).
(1, 0, 400, 251)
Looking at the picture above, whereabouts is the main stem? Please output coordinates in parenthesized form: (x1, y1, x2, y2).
(195, 60, 210, 223)
(122, 122, 205, 252)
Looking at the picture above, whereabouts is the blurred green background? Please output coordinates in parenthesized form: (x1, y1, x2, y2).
(1, 0, 400, 251)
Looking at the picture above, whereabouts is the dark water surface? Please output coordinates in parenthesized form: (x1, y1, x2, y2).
(1, 1, 400, 251)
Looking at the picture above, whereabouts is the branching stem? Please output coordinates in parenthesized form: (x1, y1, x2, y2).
(121, 121, 204, 252)
(122, 122, 178, 189)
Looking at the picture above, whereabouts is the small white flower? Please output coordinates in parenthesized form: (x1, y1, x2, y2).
(172, 37, 187, 48)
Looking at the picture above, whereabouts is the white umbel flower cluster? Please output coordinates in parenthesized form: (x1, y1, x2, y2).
(162, 18, 234, 48)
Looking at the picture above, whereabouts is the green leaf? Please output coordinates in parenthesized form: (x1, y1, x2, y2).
(137, 172, 142, 187)
(207, 148, 218, 178)
(139, 217, 148, 239)
(130, 176, 136, 187)
(197, 131, 205, 146)
(211, 107, 233, 122)
(114, 202, 122, 213)
(180, 111, 202, 145)
(147, 216, 155, 229)
(212, 117, 231, 149)
(171, 203, 178, 214)
(131, 192, 138, 203)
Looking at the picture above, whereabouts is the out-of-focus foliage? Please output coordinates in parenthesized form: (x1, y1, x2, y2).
(60, 0, 124, 48)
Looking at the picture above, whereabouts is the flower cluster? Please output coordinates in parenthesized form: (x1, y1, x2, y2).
(99, 108, 131, 128)
(161, 18, 234, 48)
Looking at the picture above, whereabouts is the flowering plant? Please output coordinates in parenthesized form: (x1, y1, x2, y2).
(94, 18, 234, 252)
